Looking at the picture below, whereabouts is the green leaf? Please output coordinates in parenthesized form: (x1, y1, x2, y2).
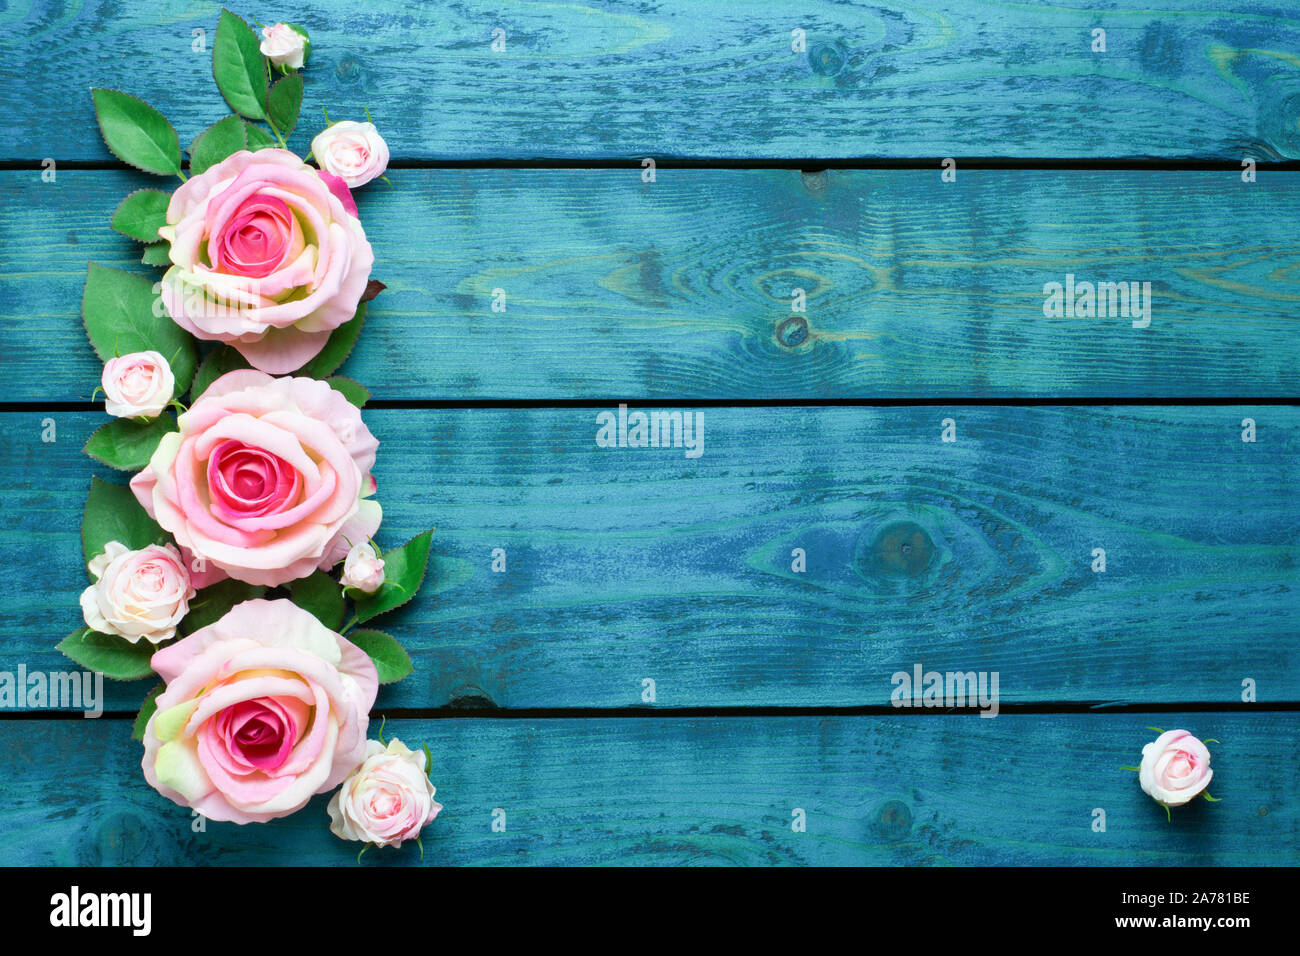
(290, 570, 345, 630)
(110, 189, 170, 242)
(352, 530, 433, 624)
(295, 303, 365, 377)
(326, 376, 370, 408)
(213, 9, 268, 119)
(90, 88, 182, 176)
(190, 345, 251, 400)
(132, 683, 164, 740)
(81, 477, 165, 566)
(189, 114, 247, 175)
(182, 578, 266, 634)
(244, 122, 276, 150)
(347, 629, 413, 684)
(83, 415, 177, 471)
(82, 263, 197, 394)
(266, 72, 303, 139)
(58, 628, 156, 681)
(141, 241, 172, 266)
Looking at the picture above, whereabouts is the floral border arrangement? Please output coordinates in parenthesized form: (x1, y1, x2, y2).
(62, 10, 440, 854)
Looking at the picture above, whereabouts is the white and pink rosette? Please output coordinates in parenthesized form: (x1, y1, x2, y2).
(328, 737, 442, 848)
(141, 598, 378, 824)
(79, 541, 195, 644)
(157, 148, 374, 374)
(130, 369, 381, 588)
(1139, 729, 1214, 808)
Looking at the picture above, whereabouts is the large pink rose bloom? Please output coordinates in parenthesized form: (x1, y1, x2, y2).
(158, 148, 373, 374)
(131, 369, 381, 587)
(142, 599, 378, 824)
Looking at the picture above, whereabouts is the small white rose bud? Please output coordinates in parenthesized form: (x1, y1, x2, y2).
(342, 541, 385, 593)
(259, 22, 309, 71)
(327, 737, 442, 848)
(101, 351, 174, 419)
(311, 121, 389, 188)
(80, 541, 195, 644)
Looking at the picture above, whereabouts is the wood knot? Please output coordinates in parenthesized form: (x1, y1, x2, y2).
(448, 684, 498, 709)
(332, 57, 366, 89)
(859, 520, 935, 579)
(775, 315, 809, 348)
(873, 800, 913, 842)
(808, 42, 846, 76)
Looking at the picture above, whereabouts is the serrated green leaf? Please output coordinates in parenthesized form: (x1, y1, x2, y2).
(244, 122, 276, 150)
(141, 241, 172, 266)
(294, 303, 365, 377)
(213, 9, 268, 119)
(347, 629, 413, 684)
(81, 477, 166, 567)
(132, 683, 164, 740)
(190, 345, 251, 400)
(90, 89, 182, 176)
(83, 415, 177, 471)
(181, 578, 266, 634)
(110, 189, 171, 242)
(290, 570, 345, 630)
(82, 263, 197, 394)
(266, 72, 302, 139)
(58, 628, 156, 681)
(352, 530, 433, 624)
(190, 114, 247, 175)
(326, 376, 370, 408)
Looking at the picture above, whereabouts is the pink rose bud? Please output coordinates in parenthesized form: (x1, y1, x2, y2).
(1139, 729, 1214, 807)
(259, 23, 308, 70)
(342, 541, 386, 593)
(328, 738, 442, 848)
(79, 541, 195, 644)
(101, 350, 174, 419)
(311, 121, 389, 189)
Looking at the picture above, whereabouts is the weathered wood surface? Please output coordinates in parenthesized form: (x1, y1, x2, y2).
(2, 169, 1298, 403)
(7, 407, 1296, 712)
(3, 1, 1300, 161)
(0, 715, 1292, 866)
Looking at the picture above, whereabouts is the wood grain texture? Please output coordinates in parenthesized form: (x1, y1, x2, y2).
(0, 714, 1293, 866)
(2, 169, 1298, 402)
(3, 1, 1300, 161)
(6, 408, 1296, 712)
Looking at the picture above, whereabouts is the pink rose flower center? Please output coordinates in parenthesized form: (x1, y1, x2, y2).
(206, 440, 303, 520)
(212, 194, 303, 278)
(119, 363, 159, 400)
(1166, 750, 1198, 781)
(211, 697, 308, 772)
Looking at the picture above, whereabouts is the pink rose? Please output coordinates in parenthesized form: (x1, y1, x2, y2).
(79, 541, 195, 644)
(158, 148, 374, 373)
(327, 737, 442, 847)
(131, 369, 381, 587)
(142, 599, 378, 824)
(101, 350, 174, 418)
(311, 121, 389, 189)
(1139, 729, 1214, 807)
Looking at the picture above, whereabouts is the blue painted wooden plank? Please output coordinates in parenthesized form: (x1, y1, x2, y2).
(5, 407, 1296, 712)
(0, 714, 1292, 866)
(2, 1, 1299, 161)
(2, 169, 1298, 402)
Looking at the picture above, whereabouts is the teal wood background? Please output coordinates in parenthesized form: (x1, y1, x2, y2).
(2, 169, 1299, 401)
(3, 1, 1300, 160)
(0, 0, 1296, 867)
(6, 407, 1297, 711)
